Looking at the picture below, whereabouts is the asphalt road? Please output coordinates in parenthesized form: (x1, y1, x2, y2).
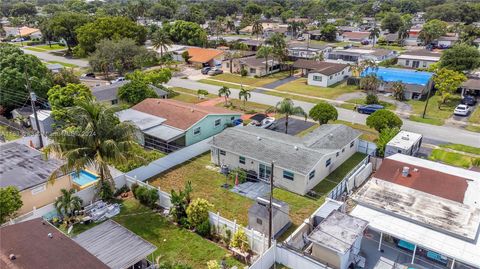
(167, 78, 480, 147)
(22, 48, 90, 68)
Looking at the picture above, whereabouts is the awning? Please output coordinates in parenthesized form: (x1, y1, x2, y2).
(144, 125, 184, 142)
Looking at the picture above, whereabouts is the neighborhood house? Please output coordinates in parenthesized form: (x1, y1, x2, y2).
(293, 59, 351, 87)
(287, 43, 332, 60)
(117, 98, 241, 152)
(223, 56, 280, 77)
(91, 81, 168, 105)
(327, 48, 397, 63)
(397, 50, 441, 69)
(210, 124, 361, 195)
(186, 47, 224, 67)
(385, 130, 422, 157)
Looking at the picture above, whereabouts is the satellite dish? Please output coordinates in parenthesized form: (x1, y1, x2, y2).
(67, 225, 73, 235)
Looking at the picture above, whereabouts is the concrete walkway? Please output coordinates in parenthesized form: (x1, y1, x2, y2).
(262, 76, 298, 89)
(21, 48, 89, 68)
(167, 78, 480, 147)
(197, 97, 224, 107)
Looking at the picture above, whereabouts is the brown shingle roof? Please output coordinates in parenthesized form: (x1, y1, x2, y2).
(293, 59, 349, 75)
(132, 99, 239, 130)
(374, 158, 469, 203)
(402, 49, 441, 57)
(342, 31, 370, 39)
(0, 218, 109, 269)
(186, 48, 224, 63)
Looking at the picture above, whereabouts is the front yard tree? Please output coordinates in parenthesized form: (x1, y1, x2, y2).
(163, 20, 208, 47)
(391, 81, 405, 101)
(381, 12, 403, 33)
(320, 24, 337, 42)
(0, 186, 23, 223)
(118, 80, 158, 105)
(239, 88, 251, 111)
(419, 19, 448, 45)
(440, 44, 480, 72)
(256, 45, 274, 76)
(218, 86, 231, 105)
(46, 99, 138, 200)
(432, 68, 467, 108)
(266, 98, 307, 134)
(359, 74, 381, 94)
(48, 83, 94, 123)
(44, 12, 91, 53)
(251, 16, 264, 40)
(267, 33, 287, 63)
(309, 103, 338, 124)
(366, 110, 403, 132)
(52, 68, 81, 87)
(151, 28, 173, 57)
(376, 127, 400, 157)
(54, 188, 83, 218)
(369, 27, 380, 47)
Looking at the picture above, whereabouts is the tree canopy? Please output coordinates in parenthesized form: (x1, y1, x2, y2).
(432, 68, 467, 107)
(0, 186, 23, 223)
(366, 110, 403, 132)
(162, 20, 207, 47)
(309, 103, 338, 124)
(118, 80, 159, 105)
(440, 44, 480, 72)
(40, 12, 91, 52)
(418, 19, 448, 45)
(47, 83, 94, 123)
(381, 12, 403, 33)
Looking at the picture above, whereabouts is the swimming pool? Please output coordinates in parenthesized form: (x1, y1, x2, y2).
(71, 170, 99, 189)
(361, 67, 433, 86)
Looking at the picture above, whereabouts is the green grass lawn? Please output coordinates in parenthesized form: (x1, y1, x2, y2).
(407, 95, 461, 125)
(110, 143, 165, 173)
(340, 98, 397, 111)
(439, 144, 480, 155)
(46, 60, 78, 68)
(263, 90, 327, 104)
(212, 72, 291, 87)
(170, 87, 216, 104)
(274, 78, 357, 100)
(429, 149, 473, 168)
(0, 125, 21, 141)
(215, 99, 271, 114)
(334, 120, 379, 142)
(35, 44, 66, 50)
(24, 46, 47, 52)
(113, 199, 242, 269)
(199, 79, 251, 90)
(469, 106, 480, 124)
(466, 124, 480, 133)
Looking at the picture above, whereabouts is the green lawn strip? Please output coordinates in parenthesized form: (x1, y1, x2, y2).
(468, 106, 480, 124)
(23, 46, 47, 52)
(334, 120, 379, 142)
(171, 87, 217, 98)
(171, 94, 207, 104)
(263, 90, 327, 104)
(439, 144, 480, 156)
(110, 143, 164, 172)
(149, 154, 254, 225)
(274, 79, 357, 100)
(0, 125, 21, 141)
(466, 124, 480, 133)
(35, 44, 66, 50)
(409, 115, 444, 126)
(199, 79, 250, 90)
(343, 98, 397, 111)
(429, 149, 473, 168)
(114, 199, 242, 269)
(46, 60, 78, 68)
(407, 95, 460, 124)
(215, 98, 272, 115)
(212, 72, 291, 87)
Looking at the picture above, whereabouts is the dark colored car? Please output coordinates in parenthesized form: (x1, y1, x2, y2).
(461, 95, 477, 106)
(357, 104, 384, 114)
(201, 67, 211, 75)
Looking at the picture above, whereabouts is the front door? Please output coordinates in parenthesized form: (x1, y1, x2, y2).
(259, 163, 271, 182)
(412, 61, 420, 68)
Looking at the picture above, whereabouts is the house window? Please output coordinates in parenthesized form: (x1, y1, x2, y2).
(231, 116, 235, 120)
(193, 127, 201, 135)
(111, 99, 118, 105)
(283, 170, 294, 181)
(31, 184, 46, 195)
(214, 118, 221, 127)
(406, 60, 410, 66)
(309, 170, 315, 180)
(250, 68, 256, 74)
(342, 71, 344, 75)
(226, 62, 230, 68)
(220, 150, 226, 156)
(259, 163, 271, 180)
(423, 61, 427, 67)
(329, 75, 333, 79)
(350, 141, 355, 148)
(313, 75, 322, 81)
(257, 218, 263, 225)
(239, 156, 246, 164)
(326, 158, 332, 167)
(342, 148, 345, 153)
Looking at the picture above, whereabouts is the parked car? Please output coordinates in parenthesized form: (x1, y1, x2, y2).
(361, 40, 370, 45)
(454, 104, 471, 116)
(201, 66, 211, 75)
(81, 72, 95, 78)
(461, 95, 477, 106)
(12, 37, 26, 42)
(357, 104, 384, 114)
(207, 68, 223, 76)
(111, 77, 126, 83)
(297, 36, 305, 41)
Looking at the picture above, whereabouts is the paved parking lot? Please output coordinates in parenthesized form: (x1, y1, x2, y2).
(269, 117, 315, 135)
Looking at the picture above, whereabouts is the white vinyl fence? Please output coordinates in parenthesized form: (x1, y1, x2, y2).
(249, 245, 333, 269)
(327, 155, 371, 200)
(357, 139, 377, 155)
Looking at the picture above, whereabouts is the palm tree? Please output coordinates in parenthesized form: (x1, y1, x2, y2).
(252, 17, 264, 40)
(312, 52, 324, 61)
(369, 27, 380, 47)
(215, 17, 225, 43)
(46, 99, 138, 200)
(151, 29, 173, 58)
(256, 45, 273, 76)
(225, 16, 236, 33)
(267, 33, 287, 64)
(391, 81, 405, 101)
(218, 86, 231, 105)
(397, 25, 410, 47)
(224, 50, 242, 73)
(55, 188, 83, 218)
(238, 88, 251, 111)
(266, 98, 307, 134)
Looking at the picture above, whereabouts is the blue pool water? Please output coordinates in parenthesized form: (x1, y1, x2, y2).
(361, 67, 433, 86)
(71, 170, 98, 186)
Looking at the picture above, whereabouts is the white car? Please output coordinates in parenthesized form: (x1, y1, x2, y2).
(111, 77, 126, 83)
(297, 36, 306, 41)
(454, 104, 471, 116)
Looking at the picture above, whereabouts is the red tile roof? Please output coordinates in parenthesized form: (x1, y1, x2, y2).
(374, 158, 469, 203)
(132, 98, 239, 130)
(186, 48, 224, 63)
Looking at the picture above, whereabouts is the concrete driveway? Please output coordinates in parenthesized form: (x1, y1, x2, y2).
(269, 117, 315, 135)
(262, 76, 298, 89)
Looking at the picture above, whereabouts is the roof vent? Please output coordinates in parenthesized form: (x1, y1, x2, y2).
(294, 146, 298, 150)
(9, 254, 15, 260)
(413, 168, 419, 172)
(190, 108, 194, 112)
(48, 233, 53, 238)
(402, 166, 410, 177)
(257, 136, 261, 140)
(329, 133, 333, 138)
(401, 134, 410, 141)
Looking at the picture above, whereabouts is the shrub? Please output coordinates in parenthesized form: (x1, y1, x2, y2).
(228, 168, 247, 184)
(134, 186, 159, 208)
(207, 260, 221, 269)
(365, 94, 379, 104)
(241, 68, 248, 77)
(131, 183, 139, 198)
(309, 103, 338, 124)
(230, 229, 250, 252)
(472, 158, 480, 167)
(114, 184, 130, 197)
(170, 181, 192, 226)
(366, 109, 403, 132)
(186, 198, 213, 229)
(196, 220, 211, 237)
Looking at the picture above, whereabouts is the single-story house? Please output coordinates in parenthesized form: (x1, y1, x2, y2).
(308, 210, 368, 269)
(91, 81, 168, 105)
(287, 43, 332, 60)
(210, 124, 361, 195)
(237, 39, 264, 51)
(117, 98, 241, 152)
(436, 35, 458, 48)
(385, 130, 422, 157)
(73, 220, 157, 269)
(293, 59, 351, 87)
(461, 78, 480, 96)
(0, 142, 70, 216)
(337, 31, 371, 43)
(248, 196, 290, 238)
(0, 218, 110, 269)
(239, 21, 280, 35)
(327, 48, 397, 63)
(404, 27, 422, 46)
(223, 56, 280, 77)
(3, 26, 42, 39)
(186, 47, 224, 67)
(308, 30, 322, 41)
(397, 49, 441, 69)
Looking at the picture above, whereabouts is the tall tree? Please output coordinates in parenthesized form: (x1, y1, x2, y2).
(432, 68, 467, 108)
(0, 186, 23, 223)
(266, 98, 307, 134)
(369, 27, 380, 47)
(256, 45, 274, 76)
(321, 24, 337, 42)
(309, 103, 338, 124)
(267, 33, 287, 63)
(440, 44, 480, 72)
(118, 80, 158, 105)
(251, 16, 264, 40)
(218, 86, 231, 105)
(151, 28, 173, 57)
(419, 19, 448, 45)
(46, 99, 138, 200)
(381, 12, 404, 33)
(54, 188, 83, 218)
(42, 12, 91, 53)
(47, 83, 93, 123)
(162, 20, 207, 47)
(238, 88, 251, 111)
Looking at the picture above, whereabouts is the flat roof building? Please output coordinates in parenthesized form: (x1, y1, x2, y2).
(385, 130, 422, 157)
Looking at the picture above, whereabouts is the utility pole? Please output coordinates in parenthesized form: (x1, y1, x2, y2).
(422, 85, 433, 118)
(268, 161, 275, 248)
(25, 70, 44, 148)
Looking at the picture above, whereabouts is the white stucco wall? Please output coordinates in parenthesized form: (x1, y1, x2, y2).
(397, 58, 437, 69)
(307, 67, 351, 87)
